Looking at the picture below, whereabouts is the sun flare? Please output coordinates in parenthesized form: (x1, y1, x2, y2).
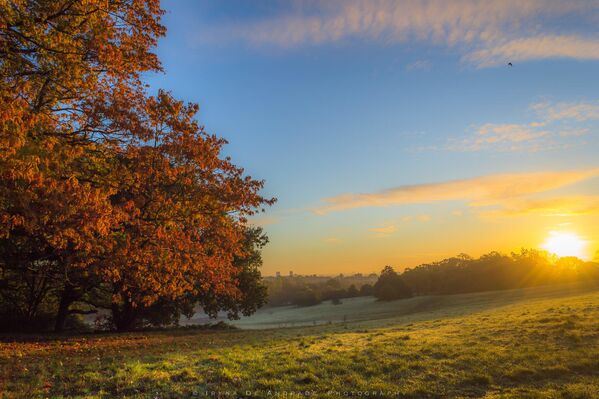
(541, 231, 588, 259)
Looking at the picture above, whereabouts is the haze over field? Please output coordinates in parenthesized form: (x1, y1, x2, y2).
(150, 0, 599, 275)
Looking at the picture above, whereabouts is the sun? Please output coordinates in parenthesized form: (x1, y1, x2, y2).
(541, 231, 588, 259)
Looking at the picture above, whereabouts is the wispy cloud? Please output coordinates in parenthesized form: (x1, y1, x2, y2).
(558, 128, 591, 137)
(323, 236, 342, 244)
(200, 0, 599, 67)
(314, 168, 599, 214)
(406, 60, 431, 71)
(531, 100, 599, 122)
(464, 35, 599, 67)
(448, 99, 598, 152)
(368, 214, 430, 237)
(369, 224, 397, 237)
(448, 123, 549, 151)
(478, 196, 599, 218)
(401, 214, 432, 223)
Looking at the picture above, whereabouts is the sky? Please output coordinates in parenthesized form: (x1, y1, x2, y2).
(146, 0, 599, 275)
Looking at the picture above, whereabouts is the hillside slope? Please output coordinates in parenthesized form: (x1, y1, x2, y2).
(2, 283, 598, 398)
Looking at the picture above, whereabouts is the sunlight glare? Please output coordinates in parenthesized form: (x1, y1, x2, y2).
(541, 231, 588, 259)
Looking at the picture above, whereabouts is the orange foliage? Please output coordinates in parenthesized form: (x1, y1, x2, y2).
(0, 1, 274, 331)
(105, 91, 274, 313)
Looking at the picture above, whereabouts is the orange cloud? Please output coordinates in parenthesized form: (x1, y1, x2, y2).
(314, 168, 599, 214)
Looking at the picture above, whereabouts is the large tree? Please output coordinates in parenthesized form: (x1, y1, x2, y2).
(105, 91, 273, 331)
(0, 0, 274, 331)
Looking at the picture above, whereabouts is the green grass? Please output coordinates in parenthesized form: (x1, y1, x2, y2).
(2, 283, 599, 398)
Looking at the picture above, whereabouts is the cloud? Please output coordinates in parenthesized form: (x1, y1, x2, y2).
(417, 214, 431, 222)
(368, 214, 431, 237)
(449, 123, 549, 151)
(401, 214, 432, 222)
(314, 168, 599, 214)
(369, 224, 397, 237)
(478, 196, 599, 218)
(406, 60, 431, 71)
(531, 100, 599, 122)
(475, 124, 545, 143)
(201, 0, 599, 67)
(323, 236, 342, 244)
(464, 35, 599, 67)
(448, 100, 597, 152)
(558, 128, 590, 137)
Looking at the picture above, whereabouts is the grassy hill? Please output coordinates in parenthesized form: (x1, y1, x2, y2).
(2, 282, 599, 398)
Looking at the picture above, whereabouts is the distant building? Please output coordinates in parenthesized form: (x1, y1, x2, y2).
(275, 271, 281, 277)
(289, 270, 294, 277)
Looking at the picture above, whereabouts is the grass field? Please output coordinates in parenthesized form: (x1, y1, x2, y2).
(2, 282, 599, 398)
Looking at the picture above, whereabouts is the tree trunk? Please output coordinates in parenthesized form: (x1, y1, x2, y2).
(111, 300, 138, 332)
(54, 284, 76, 332)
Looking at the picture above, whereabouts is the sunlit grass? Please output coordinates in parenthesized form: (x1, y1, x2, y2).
(2, 283, 599, 398)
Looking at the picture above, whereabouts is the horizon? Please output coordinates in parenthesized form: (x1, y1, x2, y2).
(261, 246, 598, 278)
(147, 0, 599, 275)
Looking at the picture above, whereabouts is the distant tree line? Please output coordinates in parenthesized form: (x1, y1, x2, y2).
(264, 274, 376, 307)
(398, 249, 599, 296)
(267, 249, 599, 307)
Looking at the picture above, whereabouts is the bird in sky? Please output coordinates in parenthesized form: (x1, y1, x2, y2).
(508, 62, 513, 67)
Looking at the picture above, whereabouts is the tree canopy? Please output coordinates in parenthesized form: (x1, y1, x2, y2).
(0, 0, 274, 331)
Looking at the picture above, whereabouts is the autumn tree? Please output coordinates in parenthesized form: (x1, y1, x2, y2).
(103, 91, 273, 331)
(0, 0, 274, 332)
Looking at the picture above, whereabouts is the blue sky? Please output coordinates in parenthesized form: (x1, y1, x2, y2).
(146, 0, 599, 275)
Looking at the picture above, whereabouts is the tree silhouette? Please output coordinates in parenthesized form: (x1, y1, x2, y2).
(373, 266, 412, 301)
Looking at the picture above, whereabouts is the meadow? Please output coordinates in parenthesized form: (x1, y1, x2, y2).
(2, 282, 599, 398)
